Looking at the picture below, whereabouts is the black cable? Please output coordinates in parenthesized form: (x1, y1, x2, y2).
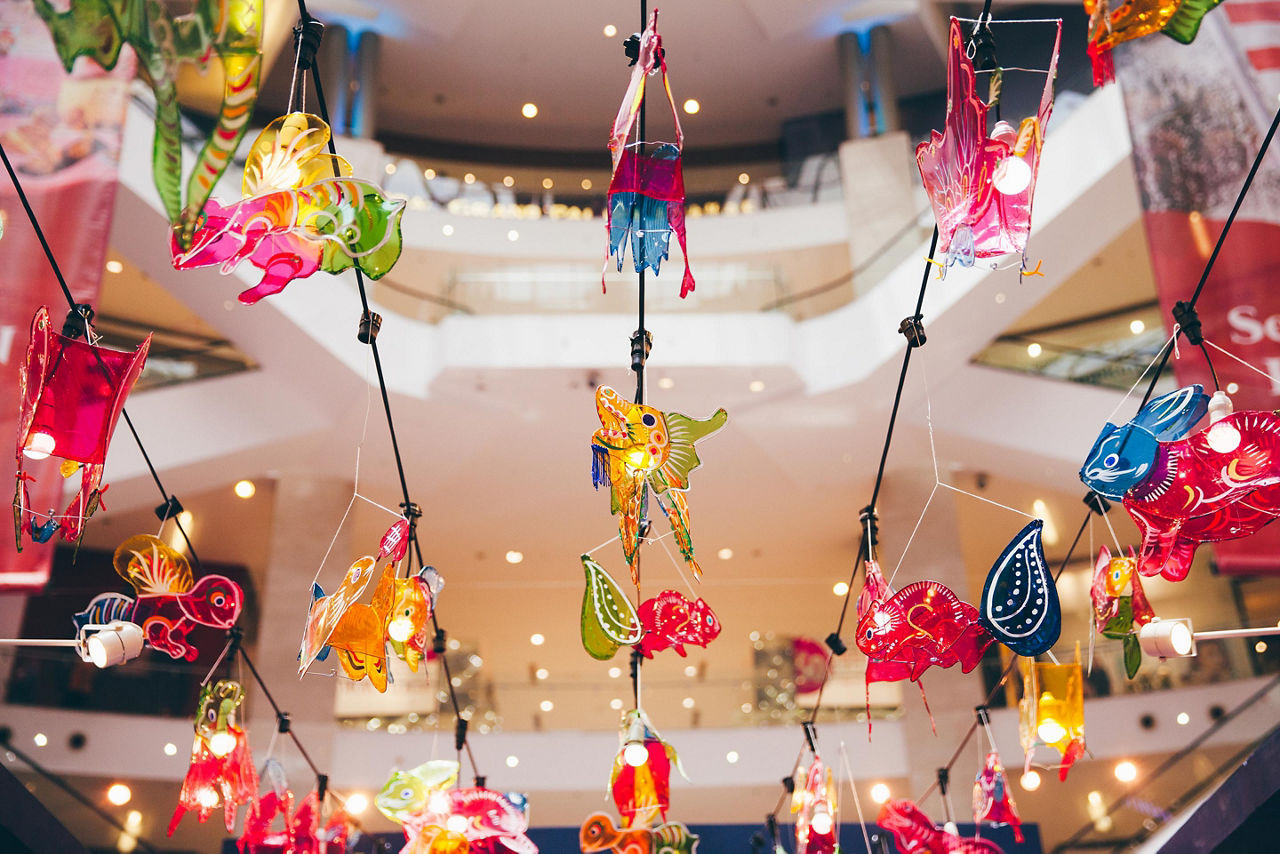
(237, 644, 323, 782)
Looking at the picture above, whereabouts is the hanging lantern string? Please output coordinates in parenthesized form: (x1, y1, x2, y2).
(235, 638, 327, 799)
(838, 741, 875, 854)
(632, 0, 650, 411)
(1204, 338, 1280, 388)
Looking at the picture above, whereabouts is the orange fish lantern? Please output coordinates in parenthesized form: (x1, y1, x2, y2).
(1019, 649, 1085, 780)
(170, 680, 257, 835)
(14, 306, 150, 551)
(1084, 0, 1225, 85)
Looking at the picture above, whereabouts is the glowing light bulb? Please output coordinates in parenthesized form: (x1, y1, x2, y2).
(993, 156, 1032, 195)
(1206, 422, 1241, 453)
(207, 731, 237, 758)
(345, 792, 369, 814)
(1114, 760, 1137, 782)
(870, 783, 891, 804)
(446, 813, 468, 833)
(196, 787, 220, 808)
(107, 783, 131, 805)
(23, 431, 55, 460)
(1020, 769, 1041, 791)
(387, 617, 414, 642)
(233, 480, 255, 499)
(624, 741, 649, 767)
(810, 808, 833, 835)
(1037, 718, 1067, 744)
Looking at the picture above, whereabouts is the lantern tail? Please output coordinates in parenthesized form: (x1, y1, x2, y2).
(1059, 737, 1085, 781)
(1088, 42, 1115, 87)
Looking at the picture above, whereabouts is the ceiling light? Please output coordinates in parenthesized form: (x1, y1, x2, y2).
(1130, 319, 1146, 335)
(1176, 712, 1190, 725)
(163, 742, 177, 756)
(505, 550, 524, 564)
(726, 750, 740, 764)
(107, 783, 131, 806)
(748, 380, 765, 392)
(384, 162, 397, 175)
(105, 260, 124, 274)
(657, 376, 675, 389)
(1114, 760, 1137, 783)
(33, 733, 47, 747)
(682, 697, 695, 709)
(502, 175, 514, 187)
(345, 792, 368, 814)
(994, 292, 1007, 304)
(603, 24, 617, 37)
(1256, 640, 1268, 653)
(507, 229, 519, 241)
(1032, 499, 1059, 545)
(522, 103, 538, 119)
(539, 700, 554, 712)
(741, 703, 753, 714)
(684, 665, 697, 677)
(124, 811, 141, 831)
(870, 783, 890, 804)
(506, 755, 519, 768)
(442, 224, 454, 236)
(535, 667, 549, 680)
(833, 581, 849, 596)
(530, 633, 545, 646)
(610, 698, 623, 710)
(608, 666, 621, 678)
(1027, 342, 1042, 358)
(738, 172, 750, 185)
(581, 178, 593, 190)
(683, 99, 700, 115)
(424, 168, 437, 179)
(1020, 770, 1041, 791)
(717, 548, 733, 560)
(233, 480, 255, 499)
(541, 178, 553, 189)
(463, 172, 476, 184)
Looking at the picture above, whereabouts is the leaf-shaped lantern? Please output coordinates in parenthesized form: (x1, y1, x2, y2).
(980, 519, 1061, 656)
(581, 554, 642, 660)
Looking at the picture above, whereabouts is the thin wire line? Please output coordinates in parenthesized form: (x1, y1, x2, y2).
(653, 531, 699, 599)
(354, 491, 405, 519)
(838, 741, 875, 854)
(1205, 339, 1280, 386)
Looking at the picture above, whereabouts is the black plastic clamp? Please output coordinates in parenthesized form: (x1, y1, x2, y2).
(860, 504, 880, 549)
(1172, 300, 1203, 346)
(358, 310, 382, 344)
(937, 766, 950, 796)
(154, 496, 184, 522)
(433, 629, 447, 656)
(802, 720, 818, 753)
(781, 775, 795, 794)
(1083, 491, 1111, 516)
(293, 18, 326, 71)
(62, 304, 94, 339)
(276, 711, 292, 734)
(898, 315, 927, 348)
(454, 717, 468, 752)
(630, 329, 652, 373)
(825, 631, 848, 656)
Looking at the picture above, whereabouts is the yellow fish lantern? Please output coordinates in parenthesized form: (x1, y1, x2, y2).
(590, 386, 727, 585)
(1019, 648, 1085, 780)
(385, 566, 440, 673)
(1084, 0, 1225, 85)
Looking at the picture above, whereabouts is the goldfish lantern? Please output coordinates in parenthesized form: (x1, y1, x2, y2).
(298, 556, 383, 687)
(1080, 386, 1280, 582)
(385, 566, 442, 673)
(1091, 546, 1156, 678)
(980, 520, 1061, 657)
(1084, 0, 1224, 85)
(792, 756, 838, 854)
(611, 709, 684, 829)
(605, 10, 695, 297)
(973, 751, 1024, 842)
(401, 786, 536, 853)
(171, 112, 406, 304)
(73, 534, 243, 661)
(590, 386, 727, 584)
(1019, 651, 1085, 780)
(878, 799, 1004, 854)
(579, 813, 699, 853)
(14, 307, 150, 550)
(580, 554, 641, 660)
(636, 589, 721, 658)
(916, 18, 1061, 272)
(170, 680, 258, 834)
(375, 760, 460, 827)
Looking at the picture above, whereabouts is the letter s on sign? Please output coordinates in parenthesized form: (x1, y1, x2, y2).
(1228, 305, 1263, 345)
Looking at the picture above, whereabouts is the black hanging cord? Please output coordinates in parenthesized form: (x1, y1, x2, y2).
(633, 0, 649, 409)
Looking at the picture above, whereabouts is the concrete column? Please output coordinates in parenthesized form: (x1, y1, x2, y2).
(868, 26, 901, 134)
(315, 22, 349, 132)
(350, 31, 380, 139)
(245, 476, 352, 788)
(837, 31, 868, 141)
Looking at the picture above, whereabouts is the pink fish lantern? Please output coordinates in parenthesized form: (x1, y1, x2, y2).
(636, 590, 721, 658)
(239, 789, 293, 853)
(973, 752, 1023, 842)
(878, 799, 1005, 854)
(408, 786, 535, 853)
(916, 18, 1061, 271)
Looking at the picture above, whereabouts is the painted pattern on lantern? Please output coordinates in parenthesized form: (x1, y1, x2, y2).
(636, 589, 721, 659)
(980, 519, 1061, 656)
(878, 799, 1004, 853)
(1091, 546, 1156, 678)
(973, 751, 1024, 842)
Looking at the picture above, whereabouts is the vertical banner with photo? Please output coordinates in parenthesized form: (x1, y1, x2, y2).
(1117, 10, 1280, 574)
(0, 0, 134, 589)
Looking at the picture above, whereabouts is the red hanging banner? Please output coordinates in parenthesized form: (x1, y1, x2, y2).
(0, 1, 134, 589)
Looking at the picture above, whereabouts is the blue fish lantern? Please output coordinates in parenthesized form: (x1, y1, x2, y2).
(1079, 385, 1209, 499)
(981, 520, 1060, 656)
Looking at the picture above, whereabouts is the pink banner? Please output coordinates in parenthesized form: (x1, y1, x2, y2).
(1118, 9, 1280, 574)
(0, 0, 134, 589)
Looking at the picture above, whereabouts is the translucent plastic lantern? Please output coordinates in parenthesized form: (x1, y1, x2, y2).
(1084, 0, 1224, 85)
(605, 10, 695, 297)
(14, 307, 150, 550)
(169, 680, 257, 835)
(980, 519, 1061, 657)
(916, 18, 1061, 271)
(792, 756, 838, 854)
(973, 751, 1024, 842)
(1091, 546, 1156, 678)
(580, 554, 641, 660)
(1019, 653, 1085, 780)
(878, 799, 1003, 854)
(580, 812, 699, 853)
(611, 709, 683, 829)
(399, 786, 536, 853)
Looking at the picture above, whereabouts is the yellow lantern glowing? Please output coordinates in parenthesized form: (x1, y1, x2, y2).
(1019, 647, 1085, 781)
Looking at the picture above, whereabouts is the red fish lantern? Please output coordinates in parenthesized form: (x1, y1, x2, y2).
(14, 307, 150, 550)
(916, 18, 1061, 272)
(605, 10, 695, 297)
(636, 590, 721, 658)
(792, 756, 838, 854)
(877, 800, 1004, 854)
(973, 751, 1023, 843)
(170, 680, 258, 835)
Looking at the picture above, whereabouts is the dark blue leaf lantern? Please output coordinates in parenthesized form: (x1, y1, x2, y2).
(980, 519, 1060, 656)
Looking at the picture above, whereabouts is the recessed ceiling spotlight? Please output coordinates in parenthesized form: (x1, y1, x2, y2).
(502, 175, 515, 187)
(345, 792, 369, 814)
(1114, 760, 1137, 782)
(107, 783, 131, 806)
(539, 700, 554, 712)
(610, 698, 623, 710)
(424, 168, 437, 179)
(506, 755, 519, 768)
(683, 99, 700, 115)
(608, 666, 621, 678)
(529, 633, 545, 646)
(870, 783, 891, 804)
(581, 178, 593, 190)
(105, 260, 124, 274)
(1130, 319, 1146, 335)
(1176, 712, 1190, 725)
(1027, 342, 1043, 358)
(507, 230, 520, 242)
(738, 172, 750, 185)
(684, 665, 697, 677)
(726, 750, 740, 764)
(833, 581, 849, 596)
(463, 172, 476, 184)
(748, 380, 765, 393)
(603, 24, 617, 37)
(717, 548, 733, 560)
(442, 224, 455, 236)
(233, 480, 255, 499)
(384, 162, 397, 175)
(33, 733, 47, 747)
(1256, 640, 1268, 653)
(505, 550, 524, 564)
(681, 697, 695, 709)
(541, 178, 554, 189)
(522, 103, 539, 119)
(535, 667, 549, 680)
(163, 742, 177, 756)
(657, 376, 675, 389)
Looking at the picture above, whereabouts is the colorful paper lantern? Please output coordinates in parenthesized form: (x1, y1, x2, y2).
(792, 756, 838, 854)
(579, 812, 699, 853)
(14, 307, 150, 550)
(1091, 546, 1156, 678)
(33, 0, 264, 242)
(401, 787, 536, 854)
(611, 709, 684, 829)
(171, 112, 406, 303)
(72, 534, 243, 661)
(877, 799, 1004, 853)
(980, 520, 1061, 657)
(170, 680, 258, 835)
(580, 554, 642, 661)
(973, 751, 1023, 842)
(916, 18, 1061, 271)
(590, 386, 727, 584)
(605, 10, 695, 297)
(1080, 385, 1280, 581)
(1019, 652, 1085, 780)
(635, 589, 720, 659)
(1084, 0, 1224, 84)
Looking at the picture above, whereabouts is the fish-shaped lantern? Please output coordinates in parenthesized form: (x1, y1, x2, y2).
(1080, 385, 1280, 581)
(973, 751, 1023, 842)
(581, 555, 642, 661)
(170, 680, 258, 835)
(877, 799, 1005, 854)
(611, 709, 685, 829)
(375, 760, 460, 825)
(1019, 651, 1085, 780)
(171, 113, 405, 304)
(591, 386, 727, 585)
(1091, 546, 1155, 678)
(916, 18, 1061, 272)
(980, 520, 1061, 657)
(580, 813, 700, 854)
(605, 10, 695, 297)
(385, 566, 442, 673)
(298, 555, 377, 677)
(73, 534, 243, 661)
(401, 786, 537, 854)
(636, 590, 721, 659)
(792, 756, 838, 854)
(14, 307, 150, 551)
(1084, 0, 1224, 85)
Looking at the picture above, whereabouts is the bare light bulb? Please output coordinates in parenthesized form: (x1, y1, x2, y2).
(196, 787, 220, 808)
(810, 808, 833, 835)
(207, 731, 237, 758)
(993, 156, 1032, 195)
(23, 431, 56, 461)
(1020, 769, 1042, 791)
(624, 741, 650, 767)
(387, 617, 414, 643)
(345, 793, 369, 814)
(1037, 718, 1067, 744)
(446, 813, 468, 833)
